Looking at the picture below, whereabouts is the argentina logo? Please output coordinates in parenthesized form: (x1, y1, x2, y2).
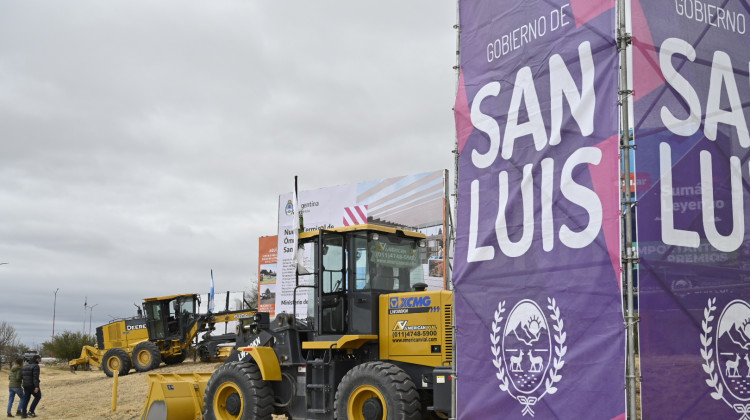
(702, 298, 750, 419)
(491, 298, 567, 416)
(284, 200, 294, 216)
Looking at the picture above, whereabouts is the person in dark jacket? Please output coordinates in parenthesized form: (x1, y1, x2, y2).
(7, 357, 23, 417)
(19, 355, 40, 418)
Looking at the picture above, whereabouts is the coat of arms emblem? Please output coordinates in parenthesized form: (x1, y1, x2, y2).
(285, 200, 294, 216)
(702, 298, 750, 419)
(491, 297, 567, 416)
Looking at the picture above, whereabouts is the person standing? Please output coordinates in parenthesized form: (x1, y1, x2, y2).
(6, 357, 23, 417)
(19, 355, 40, 418)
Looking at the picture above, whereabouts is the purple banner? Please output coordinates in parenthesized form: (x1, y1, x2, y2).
(454, 1, 624, 419)
(633, 0, 750, 418)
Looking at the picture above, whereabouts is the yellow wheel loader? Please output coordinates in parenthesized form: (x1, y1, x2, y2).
(141, 224, 454, 420)
(70, 293, 255, 377)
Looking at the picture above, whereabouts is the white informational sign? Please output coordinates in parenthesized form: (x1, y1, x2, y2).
(277, 184, 356, 317)
(275, 171, 447, 317)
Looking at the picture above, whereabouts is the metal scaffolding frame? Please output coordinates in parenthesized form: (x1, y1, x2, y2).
(617, 0, 640, 418)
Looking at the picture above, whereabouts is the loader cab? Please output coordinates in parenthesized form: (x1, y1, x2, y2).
(297, 225, 425, 340)
(143, 294, 199, 341)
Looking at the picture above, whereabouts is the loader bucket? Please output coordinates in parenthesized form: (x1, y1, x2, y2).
(141, 372, 213, 420)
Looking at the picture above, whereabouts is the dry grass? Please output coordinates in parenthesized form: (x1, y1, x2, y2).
(9, 357, 643, 419)
(6, 360, 222, 419)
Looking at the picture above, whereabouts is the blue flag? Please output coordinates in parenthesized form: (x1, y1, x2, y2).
(209, 269, 215, 313)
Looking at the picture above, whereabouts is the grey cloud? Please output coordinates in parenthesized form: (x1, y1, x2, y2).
(0, 0, 456, 346)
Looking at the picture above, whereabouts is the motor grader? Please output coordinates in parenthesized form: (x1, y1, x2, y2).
(141, 224, 454, 420)
(70, 293, 255, 377)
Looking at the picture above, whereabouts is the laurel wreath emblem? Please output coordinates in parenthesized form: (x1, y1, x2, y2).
(490, 298, 567, 416)
(701, 297, 724, 401)
(546, 297, 567, 394)
(491, 300, 509, 392)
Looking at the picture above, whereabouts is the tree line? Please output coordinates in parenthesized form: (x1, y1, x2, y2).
(0, 321, 95, 367)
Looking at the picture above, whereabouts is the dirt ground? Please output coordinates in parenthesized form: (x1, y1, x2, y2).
(7, 358, 642, 419)
(5, 360, 287, 420)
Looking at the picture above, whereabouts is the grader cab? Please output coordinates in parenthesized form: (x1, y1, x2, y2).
(141, 224, 454, 420)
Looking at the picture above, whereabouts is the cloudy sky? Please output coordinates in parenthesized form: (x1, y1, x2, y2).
(0, 1, 458, 347)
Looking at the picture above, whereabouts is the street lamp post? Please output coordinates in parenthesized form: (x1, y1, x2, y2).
(52, 288, 60, 340)
(83, 297, 87, 333)
(88, 304, 98, 336)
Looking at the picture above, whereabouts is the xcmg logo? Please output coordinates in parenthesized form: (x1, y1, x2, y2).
(390, 296, 431, 309)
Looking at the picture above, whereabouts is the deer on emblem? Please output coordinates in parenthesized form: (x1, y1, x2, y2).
(726, 353, 741, 377)
(509, 349, 524, 372)
(528, 350, 544, 373)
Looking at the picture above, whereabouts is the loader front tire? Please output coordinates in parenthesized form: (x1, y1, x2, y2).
(132, 341, 161, 372)
(334, 361, 420, 420)
(101, 348, 131, 378)
(203, 361, 273, 420)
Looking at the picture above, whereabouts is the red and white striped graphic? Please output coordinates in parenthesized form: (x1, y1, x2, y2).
(343, 205, 368, 226)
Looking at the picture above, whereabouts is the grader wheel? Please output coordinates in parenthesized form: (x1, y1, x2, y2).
(334, 361, 421, 420)
(203, 361, 273, 420)
(101, 348, 131, 378)
(132, 341, 161, 372)
(163, 352, 187, 365)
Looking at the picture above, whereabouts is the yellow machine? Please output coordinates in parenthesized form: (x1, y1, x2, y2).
(70, 294, 255, 377)
(141, 224, 454, 420)
(70, 317, 151, 375)
(141, 373, 213, 419)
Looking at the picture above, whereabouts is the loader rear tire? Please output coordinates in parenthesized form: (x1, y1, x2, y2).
(163, 352, 186, 365)
(334, 361, 420, 420)
(132, 341, 161, 372)
(101, 348, 131, 378)
(203, 361, 273, 420)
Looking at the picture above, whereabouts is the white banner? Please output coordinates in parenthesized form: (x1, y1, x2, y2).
(275, 170, 447, 317)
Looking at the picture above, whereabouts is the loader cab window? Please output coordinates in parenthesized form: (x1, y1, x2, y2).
(349, 230, 424, 334)
(321, 235, 344, 293)
(368, 233, 423, 292)
(298, 233, 347, 336)
(354, 235, 369, 290)
(353, 232, 423, 292)
(294, 242, 315, 323)
(320, 234, 346, 334)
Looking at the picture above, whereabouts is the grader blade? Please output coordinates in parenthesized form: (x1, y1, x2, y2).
(141, 372, 212, 420)
(68, 345, 102, 373)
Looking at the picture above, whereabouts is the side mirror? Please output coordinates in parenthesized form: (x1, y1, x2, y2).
(413, 283, 428, 292)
